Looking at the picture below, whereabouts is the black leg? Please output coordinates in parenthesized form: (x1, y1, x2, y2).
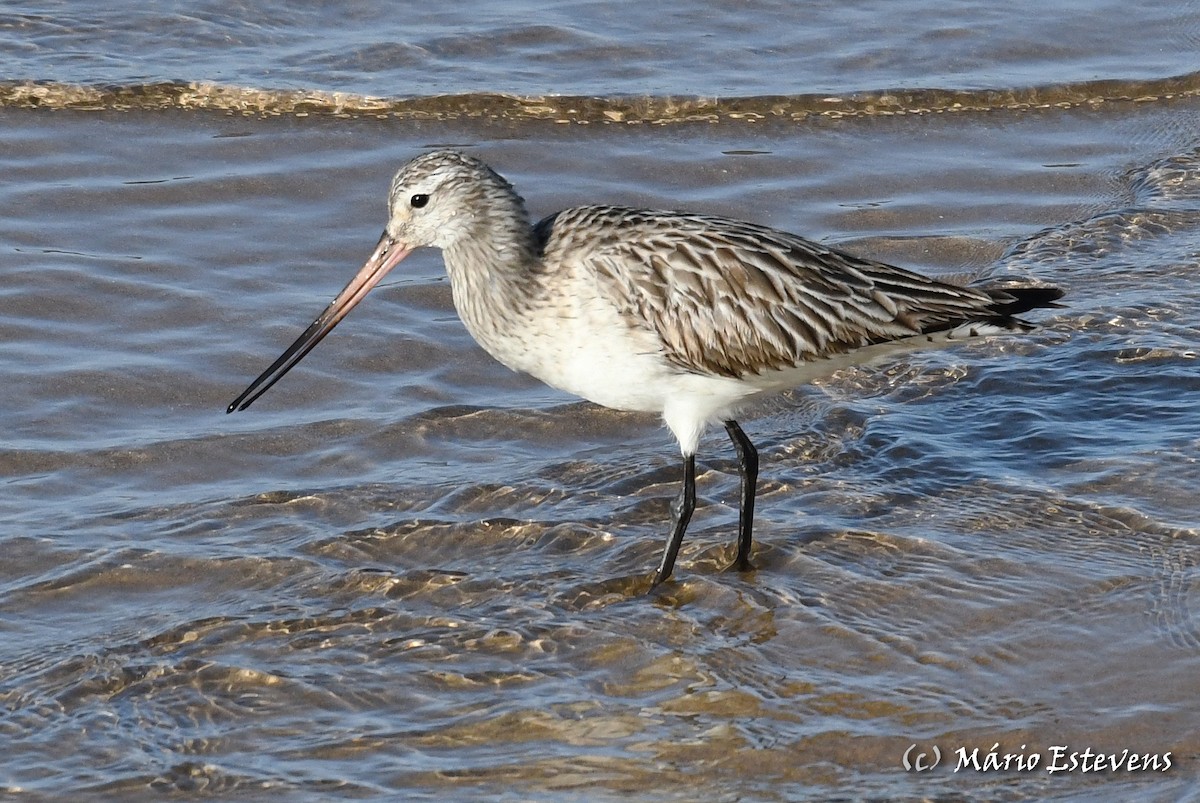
(650, 453, 696, 589)
(724, 420, 757, 572)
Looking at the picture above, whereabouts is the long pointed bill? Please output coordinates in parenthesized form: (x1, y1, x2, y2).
(227, 231, 413, 413)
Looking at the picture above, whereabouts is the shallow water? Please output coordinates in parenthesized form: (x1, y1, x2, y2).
(3, 0, 1200, 95)
(3, 3, 1200, 801)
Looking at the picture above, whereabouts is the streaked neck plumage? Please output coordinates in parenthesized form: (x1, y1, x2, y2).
(440, 173, 546, 360)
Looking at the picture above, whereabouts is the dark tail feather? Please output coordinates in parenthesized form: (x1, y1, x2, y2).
(914, 283, 1065, 338)
(984, 284, 1066, 316)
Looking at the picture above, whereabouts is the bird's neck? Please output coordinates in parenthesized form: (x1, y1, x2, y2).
(442, 205, 545, 357)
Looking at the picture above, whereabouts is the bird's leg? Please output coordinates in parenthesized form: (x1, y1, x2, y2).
(724, 420, 757, 572)
(650, 453, 696, 589)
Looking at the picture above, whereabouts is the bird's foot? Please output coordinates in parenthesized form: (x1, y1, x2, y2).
(726, 555, 755, 574)
(647, 569, 671, 593)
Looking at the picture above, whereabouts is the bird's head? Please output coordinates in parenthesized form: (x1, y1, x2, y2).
(227, 149, 522, 413)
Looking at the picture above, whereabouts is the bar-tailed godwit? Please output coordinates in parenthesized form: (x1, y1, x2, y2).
(229, 150, 1063, 588)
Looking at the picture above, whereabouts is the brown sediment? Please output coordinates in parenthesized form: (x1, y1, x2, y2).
(3, 71, 1200, 123)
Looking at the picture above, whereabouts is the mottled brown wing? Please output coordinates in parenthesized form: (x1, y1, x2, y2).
(536, 206, 1006, 379)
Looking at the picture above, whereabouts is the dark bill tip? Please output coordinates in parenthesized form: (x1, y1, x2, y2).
(226, 232, 412, 414)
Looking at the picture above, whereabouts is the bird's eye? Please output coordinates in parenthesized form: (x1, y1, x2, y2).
(410, 193, 429, 209)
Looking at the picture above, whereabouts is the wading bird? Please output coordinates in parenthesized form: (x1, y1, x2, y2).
(229, 150, 1063, 588)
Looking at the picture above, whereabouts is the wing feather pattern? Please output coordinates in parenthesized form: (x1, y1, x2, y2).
(534, 206, 1061, 379)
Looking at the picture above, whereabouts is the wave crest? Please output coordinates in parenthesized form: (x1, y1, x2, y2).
(4, 72, 1200, 123)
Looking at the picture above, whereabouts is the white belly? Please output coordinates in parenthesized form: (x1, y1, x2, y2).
(450, 276, 810, 454)
(500, 293, 687, 413)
